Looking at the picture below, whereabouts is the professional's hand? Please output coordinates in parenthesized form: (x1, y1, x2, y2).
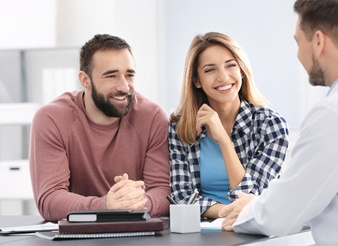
(201, 203, 228, 219)
(196, 104, 228, 144)
(106, 173, 147, 210)
(218, 192, 254, 231)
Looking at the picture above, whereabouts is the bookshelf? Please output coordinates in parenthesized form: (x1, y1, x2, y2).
(0, 47, 80, 214)
(0, 103, 39, 201)
(0, 103, 39, 125)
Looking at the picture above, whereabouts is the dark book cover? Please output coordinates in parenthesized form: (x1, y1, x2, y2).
(58, 218, 164, 234)
(66, 209, 150, 222)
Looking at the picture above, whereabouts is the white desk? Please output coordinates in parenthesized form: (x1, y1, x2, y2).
(243, 230, 315, 245)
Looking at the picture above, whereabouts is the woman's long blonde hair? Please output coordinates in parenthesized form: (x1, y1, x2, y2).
(171, 32, 266, 144)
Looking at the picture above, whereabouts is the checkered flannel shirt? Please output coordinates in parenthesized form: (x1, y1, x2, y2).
(169, 100, 289, 214)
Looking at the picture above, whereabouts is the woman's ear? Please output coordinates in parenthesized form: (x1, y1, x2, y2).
(240, 71, 245, 80)
(193, 78, 202, 88)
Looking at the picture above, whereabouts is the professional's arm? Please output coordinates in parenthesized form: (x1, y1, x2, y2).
(219, 192, 254, 230)
(228, 114, 289, 201)
(29, 107, 107, 221)
(229, 103, 338, 236)
(141, 107, 171, 216)
(169, 121, 217, 214)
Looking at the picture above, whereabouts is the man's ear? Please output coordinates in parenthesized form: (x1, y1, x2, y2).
(79, 71, 91, 89)
(313, 30, 325, 57)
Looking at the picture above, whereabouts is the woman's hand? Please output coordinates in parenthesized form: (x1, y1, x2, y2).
(196, 104, 228, 144)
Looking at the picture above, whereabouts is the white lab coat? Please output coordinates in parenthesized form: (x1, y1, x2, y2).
(233, 79, 338, 246)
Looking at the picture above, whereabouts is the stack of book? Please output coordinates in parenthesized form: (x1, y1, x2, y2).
(36, 209, 164, 240)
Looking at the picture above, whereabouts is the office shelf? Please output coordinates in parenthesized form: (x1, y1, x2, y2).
(0, 103, 40, 125)
(0, 160, 33, 199)
(0, 47, 79, 214)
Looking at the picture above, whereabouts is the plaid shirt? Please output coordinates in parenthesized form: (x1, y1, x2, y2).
(169, 100, 289, 214)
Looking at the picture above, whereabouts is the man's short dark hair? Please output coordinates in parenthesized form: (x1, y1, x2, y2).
(80, 34, 133, 76)
(294, 0, 338, 45)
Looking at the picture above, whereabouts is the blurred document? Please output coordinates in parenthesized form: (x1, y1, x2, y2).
(200, 218, 223, 230)
(0, 222, 57, 234)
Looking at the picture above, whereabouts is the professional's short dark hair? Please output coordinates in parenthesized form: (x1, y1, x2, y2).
(80, 34, 132, 76)
(294, 0, 338, 45)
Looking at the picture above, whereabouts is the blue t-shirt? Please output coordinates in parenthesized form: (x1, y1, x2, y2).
(199, 135, 230, 204)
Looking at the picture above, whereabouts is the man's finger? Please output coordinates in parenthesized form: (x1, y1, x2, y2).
(113, 187, 145, 202)
(110, 180, 145, 192)
(222, 218, 236, 231)
(114, 173, 129, 183)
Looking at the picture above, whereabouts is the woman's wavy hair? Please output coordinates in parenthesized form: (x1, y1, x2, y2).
(171, 32, 266, 144)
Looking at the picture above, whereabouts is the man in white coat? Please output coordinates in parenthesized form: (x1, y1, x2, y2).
(218, 0, 338, 245)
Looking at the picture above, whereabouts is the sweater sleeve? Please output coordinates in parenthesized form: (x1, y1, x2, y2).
(229, 112, 289, 200)
(141, 107, 170, 216)
(29, 106, 106, 221)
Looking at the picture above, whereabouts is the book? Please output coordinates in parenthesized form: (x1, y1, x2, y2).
(58, 217, 164, 234)
(66, 209, 150, 222)
(35, 230, 155, 240)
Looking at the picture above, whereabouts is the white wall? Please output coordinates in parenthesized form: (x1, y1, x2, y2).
(56, 0, 161, 104)
(0, 0, 327, 116)
(0, 0, 328, 215)
(2, 0, 325, 123)
(0, 0, 56, 49)
(157, 0, 328, 168)
(159, 0, 328, 127)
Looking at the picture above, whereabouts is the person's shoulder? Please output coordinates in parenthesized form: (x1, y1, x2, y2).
(243, 101, 287, 127)
(169, 119, 177, 127)
(130, 92, 168, 119)
(168, 119, 178, 133)
(34, 91, 84, 122)
(326, 82, 338, 108)
(133, 92, 161, 108)
(124, 93, 169, 137)
(246, 102, 284, 120)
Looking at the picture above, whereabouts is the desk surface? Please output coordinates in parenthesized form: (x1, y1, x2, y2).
(0, 215, 314, 246)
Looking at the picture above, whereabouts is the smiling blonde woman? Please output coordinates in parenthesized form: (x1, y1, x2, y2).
(169, 32, 289, 219)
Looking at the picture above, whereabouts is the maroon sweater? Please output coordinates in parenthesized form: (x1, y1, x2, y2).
(29, 91, 170, 221)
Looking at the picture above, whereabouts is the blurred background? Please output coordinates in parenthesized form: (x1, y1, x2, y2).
(0, 0, 328, 215)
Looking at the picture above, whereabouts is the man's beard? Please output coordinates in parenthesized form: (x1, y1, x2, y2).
(91, 80, 134, 118)
(309, 54, 326, 87)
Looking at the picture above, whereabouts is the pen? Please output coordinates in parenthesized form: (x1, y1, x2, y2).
(166, 195, 178, 205)
(187, 188, 199, 204)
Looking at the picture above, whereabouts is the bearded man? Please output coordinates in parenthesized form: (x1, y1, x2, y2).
(29, 34, 170, 221)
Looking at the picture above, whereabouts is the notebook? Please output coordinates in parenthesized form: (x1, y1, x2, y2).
(66, 209, 150, 222)
(36, 230, 155, 240)
(58, 217, 164, 234)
